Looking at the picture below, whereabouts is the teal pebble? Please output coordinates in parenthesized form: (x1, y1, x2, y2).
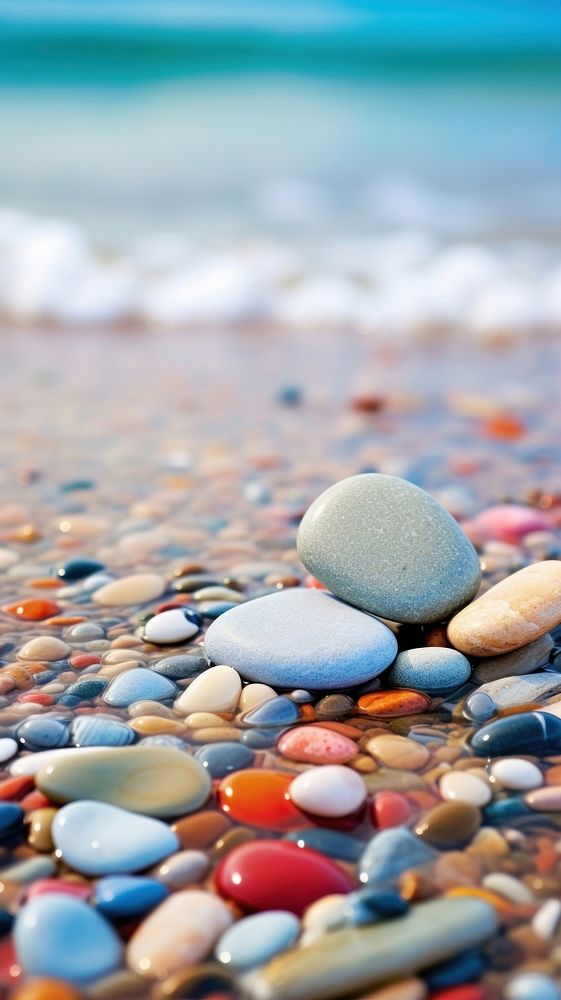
(388, 647, 472, 695)
(14, 894, 122, 983)
(103, 668, 177, 707)
(215, 910, 300, 971)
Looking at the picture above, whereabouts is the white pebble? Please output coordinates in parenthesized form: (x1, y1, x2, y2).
(143, 608, 199, 645)
(175, 665, 241, 715)
(490, 758, 543, 791)
(289, 765, 366, 818)
(482, 872, 535, 905)
(0, 738, 18, 763)
(238, 683, 277, 711)
(532, 899, 561, 940)
(439, 770, 492, 807)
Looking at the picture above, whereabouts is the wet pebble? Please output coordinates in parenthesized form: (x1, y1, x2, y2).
(289, 765, 366, 818)
(93, 875, 168, 921)
(439, 771, 492, 807)
(278, 725, 358, 764)
(215, 910, 300, 971)
(143, 608, 200, 644)
(388, 648, 471, 695)
(175, 664, 241, 714)
(490, 757, 543, 790)
(103, 668, 177, 707)
(93, 573, 166, 606)
(195, 741, 254, 778)
(415, 802, 481, 848)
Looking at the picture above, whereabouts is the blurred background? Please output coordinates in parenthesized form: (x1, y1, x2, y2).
(0, 0, 560, 337)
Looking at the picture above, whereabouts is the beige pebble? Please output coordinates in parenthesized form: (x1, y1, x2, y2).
(192, 586, 245, 603)
(128, 701, 176, 719)
(152, 850, 210, 889)
(130, 717, 187, 736)
(110, 634, 144, 649)
(102, 649, 148, 664)
(448, 561, 561, 656)
(17, 637, 70, 662)
(93, 573, 166, 607)
(439, 770, 492, 807)
(302, 894, 346, 932)
(365, 734, 430, 771)
(467, 826, 510, 860)
(482, 872, 535, 905)
(238, 682, 277, 712)
(187, 727, 240, 743)
(175, 665, 241, 715)
(184, 712, 230, 729)
(99, 660, 143, 680)
(127, 890, 233, 979)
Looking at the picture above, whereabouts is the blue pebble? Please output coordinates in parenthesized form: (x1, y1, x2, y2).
(506, 973, 561, 1000)
(201, 602, 239, 620)
(343, 888, 409, 926)
(472, 711, 561, 757)
(284, 828, 364, 862)
(16, 717, 69, 751)
(483, 796, 533, 826)
(70, 717, 136, 748)
(58, 677, 108, 707)
(464, 690, 496, 723)
(0, 803, 24, 841)
(93, 875, 168, 921)
(277, 385, 302, 406)
(216, 910, 300, 971)
(0, 909, 13, 935)
(103, 668, 177, 708)
(150, 653, 208, 679)
(242, 695, 301, 728)
(139, 734, 186, 749)
(426, 948, 486, 989)
(60, 479, 95, 492)
(388, 647, 472, 695)
(14, 895, 122, 983)
(57, 558, 105, 581)
(52, 801, 179, 875)
(359, 828, 437, 886)
(195, 742, 254, 778)
(239, 728, 278, 749)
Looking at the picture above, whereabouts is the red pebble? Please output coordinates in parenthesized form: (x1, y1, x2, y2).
(25, 879, 91, 902)
(371, 790, 414, 829)
(304, 575, 327, 589)
(215, 840, 354, 915)
(20, 790, 52, 812)
(217, 770, 309, 831)
(482, 414, 525, 439)
(17, 692, 54, 705)
(0, 937, 21, 986)
(69, 653, 100, 669)
(0, 776, 34, 801)
(1, 598, 60, 621)
(430, 988, 485, 1000)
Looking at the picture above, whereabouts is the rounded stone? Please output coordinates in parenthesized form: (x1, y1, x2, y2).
(359, 828, 437, 885)
(277, 726, 358, 765)
(448, 561, 561, 656)
(471, 712, 561, 758)
(153, 850, 210, 889)
(93, 875, 168, 920)
(17, 637, 70, 662)
(171, 811, 231, 850)
(297, 474, 481, 624)
(217, 770, 306, 831)
(16, 718, 69, 751)
(143, 608, 200, 645)
(289, 766, 366, 818)
(70, 716, 135, 748)
(216, 911, 300, 971)
(103, 668, 177, 708)
(57, 557, 105, 581)
(27, 807, 57, 852)
(388, 648, 471, 695)
(93, 573, 166, 606)
(357, 690, 431, 717)
(14, 895, 122, 983)
(490, 758, 543, 791)
(52, 801, 179, 875)
(126, 890, 233, 979)
(215, 840, 355, 915)
(10, 979, 82, 1000)
(439, 771, 492, 807)
(366, 734, 430, 771)
(195, 742, 254, 778)
(175, 665, 242, 715)
(505, 973, 561, 1000)
(0, 737, 18, 762)
(415, 802, 481, 848)
(205, 589, 398, 690)
(36, 746, 211, 817)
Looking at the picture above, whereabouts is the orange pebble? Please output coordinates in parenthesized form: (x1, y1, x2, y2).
(299, 704, 315, 721)
(28, 579, 61, 590)
(12, 978, 81, 1000)
(482, 414, 525, 439)
(20, 790, 52, 813)
(17, 692, 54, 706)
(0, 775, 34, 800)
(371, 790, 413, 829)
(314, 721, 364, 739)
(44, 616, 86, 627)
(358, 689, 431, 717)
(69, 654, 100, 669)
(2, 599, 60, 621)
(545, 763, 561, 785)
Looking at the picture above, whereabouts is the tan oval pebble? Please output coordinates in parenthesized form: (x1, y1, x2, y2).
(366, 734, 430, 772)
(102, 649, 148, 664)
(171, 811, 231, 850)
(467, 826, 509, 860)
(192, 586, 245, 602)
(439, 770, 492, 807)
(17, 637, 70, 662)
(110, 634, 144, 649)
(188, 726, 241, 744)
(152, 849, 210, 889)
(36, 746, 211, 817)
(302, 894, 347, 932)
(128, 701, 176, 719)
(27, 807, 57, 852)
(185, 712, 230, 729)
(415, 802, 481, 848)
(130, 716, 187, 736)
(447, 561, 561, 656)
(127, 890, 233, 979)
(238, 682, 277, 712)
(482, 872, 535, 905)
(175, 665, 241, 715)
(211, 826, 256, 858)
(93, 573, 166, 607)
(99, 660, 142, 679)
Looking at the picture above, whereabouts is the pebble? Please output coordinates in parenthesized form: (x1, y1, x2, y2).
(284, 828, 364, 862)
(52, 800, 179, 875)
(388, 648, 471, 695)
(448, 561, 561, 656)
(216, 911, 300, 971)
(57, 557, 105, 581)
(36, 745, 211, 817)
(14, 895, 122, 983)
(467, 504, 551, 545)
(525, 785, 561, 811)
(481, 872, 535, 905)
(475, 672, 561, 710)
(246, 897, 497, 1000)
(103, 668, 177, 707)
(126, 890, 233, 979)
(238, 682, 277, 711)
(10, 979, 81, 1000)
(27, 807, 57, 852)
(70, 716, 135, 747)
(11, 746, 106, 777)
(439, 771, 492, 807)
(204, 589, 398, 689)
(0, 802, 24, 840)
(489, 757, 543, 790)
(175, 664, 241, 714)
(371, 790, 414, 830)
(471, 711, 561, 757)
(463, 691, 496, 723)
(357, 690, 431, 717)
(3, 598, 61, 621)
(366, 734, 430, 771)
(296, 474, 481, 624)
(473, 633, 554, 684)
(243, 695, 301, 727)
(143, 608, 200, 644)
(150, 652, 208, 679)
(17, 637, 70, 662)
(93, 875, 168, 921)
(16, 717, 69, 750)
(93, 573, 166, 606)
(505, 973, 561, 1000)
(415, 802, 481, 848)
(195, 742, 254, 778)
(289, 765, 366, 818)
(532, 898, 561, 939)
(0, 737, 17, 762)
(217, 769, 306, 830)
(152, 849, 210, 889)
(278, 725, 358, 764)
(215, 840, 355, 915)
(359, 829, 437, 886)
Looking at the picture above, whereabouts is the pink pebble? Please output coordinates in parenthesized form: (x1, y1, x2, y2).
(525, 786, 561, 811)
(464, 504, 550, 545)
(25, 879, 92, 901)
(277, 725, 358, 765)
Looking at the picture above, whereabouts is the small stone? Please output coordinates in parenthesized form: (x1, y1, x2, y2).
(532, 899, 561, 939)
(70, 716, 135, 748)
(359, 829, 437, 885)
(150, 652, 208, 679)
(0, 737, 17, 762)
(27, 807, 57, 852)
(284, 828, 364, 862)
(93, 573, 166, 606)
(278, 726, 358, 765)
(175, 665, 241, 715)
(57, 557, 105, 581)
(505, 973, 561, 1000)
(474, 634, 554, 684)
(216, 911, 300, 971)
(127, 890, 233, 979)
(217, 770, 306, 831)
(472, 712, 561, 758)
(467, 504, 550, 545)
(14, 895, 122, 983)
(143, 608, 200, 645)
(0, 802, 24, 841)
(93, 875, 168, 921)
(388, 648, 471, 695)
(36, 746, 211, 817)
(463, 691, 496, 723)
(490, 758, 543, 791)
(482, 872, 535, 905)
(415, 802, 481, 848)
(474, 672, 561, 710)
(238, 683, 277, 711)
(17, 637, 70, 662)
(152, 849, 210, 889)
(205, 589, 397, 690)
(103, 668, 177, 707)
(448, 561, 561, 656)
(371, 791, 413, 830)
(16, 717, 69, 751)
(3, 599, 61, 621)
(439, 771, 492, 807)
(52, 800, 179, 875)
(289, 765, 366, 818)
(171, 810, 231, 850)
(195, 742, 254, 778)
(525, 785, 561, 811)
(243, 695, 301, 727)
(11, 979, 81, 1000)
(296, 474, 480, 624)
(366, 734, 430, 772)
(357, 690, 431, 717)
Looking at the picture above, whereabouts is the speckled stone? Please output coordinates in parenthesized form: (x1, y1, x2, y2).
(150, 653, 208, 679)
(205, 589, 397, 690)
(388, 648, 471, 695)
(297, 474, 481, 624)
(16, 717, 69, 751)
(448, 561, 561, 656)
(103, 668, 177, 708)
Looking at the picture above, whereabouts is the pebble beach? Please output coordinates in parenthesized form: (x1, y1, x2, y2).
(0, 329, 559, 1000)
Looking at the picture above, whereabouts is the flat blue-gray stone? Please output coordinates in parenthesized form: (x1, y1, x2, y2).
(14, 894, 122, 983)
(102, 668, 177, 707)
(216, 910, 300, 971)
(204, 589, 397, 690)
(388, 647, 472, 695)
(297, 474, 481, 624)
(359, 828, 437, 885)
